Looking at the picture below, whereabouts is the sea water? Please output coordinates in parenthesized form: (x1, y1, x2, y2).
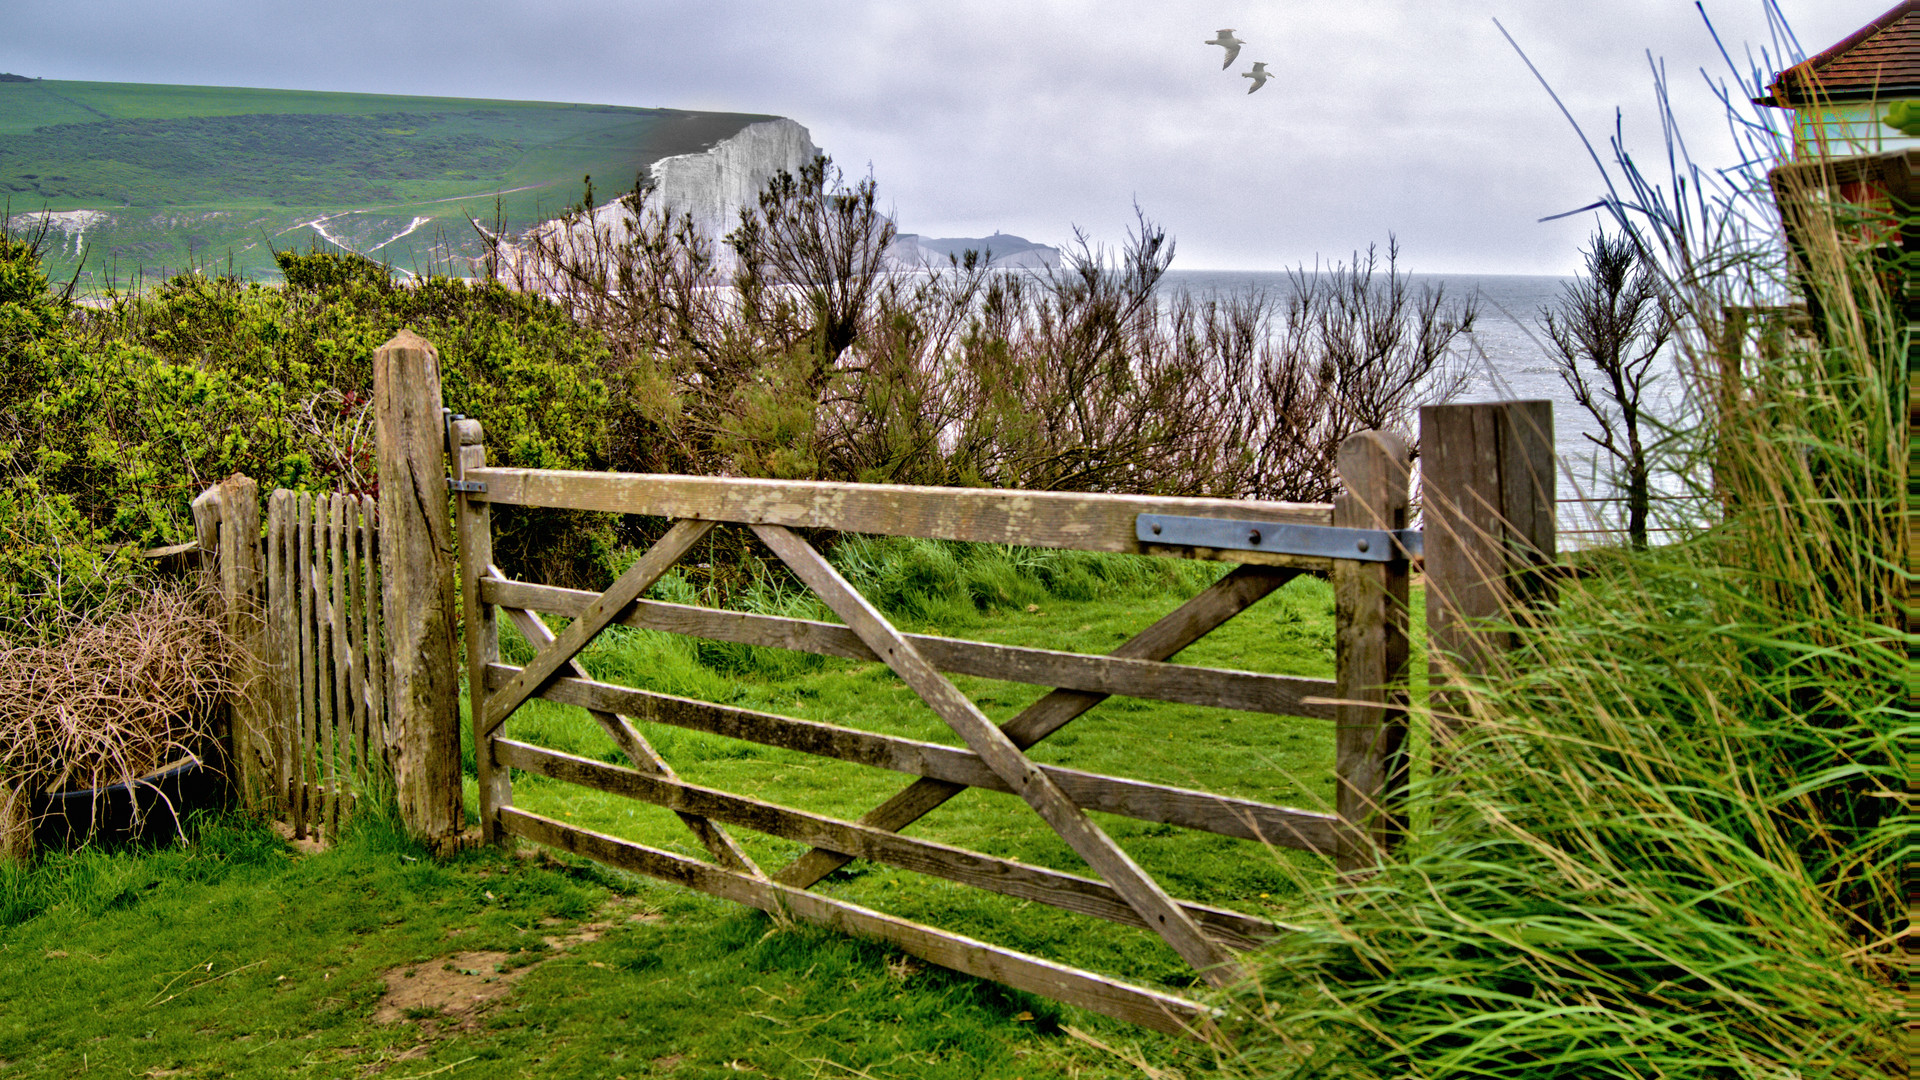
(1163, 269, 1693, 541)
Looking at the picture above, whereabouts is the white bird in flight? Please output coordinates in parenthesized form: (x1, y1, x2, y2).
(1242, 61, 1272, 94)
(1205, 29, 1245, 70)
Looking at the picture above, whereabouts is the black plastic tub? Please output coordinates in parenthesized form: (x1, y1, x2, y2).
(31, 754, 227, 850)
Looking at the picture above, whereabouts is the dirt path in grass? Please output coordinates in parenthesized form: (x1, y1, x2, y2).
(369, 899, 661, 1045)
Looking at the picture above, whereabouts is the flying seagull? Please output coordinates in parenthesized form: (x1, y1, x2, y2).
(1205, 29, 1245, 70)
(1242, 61, 1272, 94)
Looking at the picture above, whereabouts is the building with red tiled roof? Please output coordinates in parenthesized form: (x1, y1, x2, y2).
(1757, 1, 1920, 158)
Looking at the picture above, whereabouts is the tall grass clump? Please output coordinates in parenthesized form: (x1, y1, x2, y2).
(1225, 13, 1906, 1079)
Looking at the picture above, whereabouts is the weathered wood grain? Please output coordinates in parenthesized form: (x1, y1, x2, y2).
(294, 493, 316, 838)
(482, 566, 763, 876)
(190, 485, 222, 585)
(1419, 401, 1556, 740)
(452, 421, 510, 846)
(753, 523, 1244, 987)
(498, 808, 1214, 1038)
(479, 517, 714, 737)
(466, 466, 1331, 566)
(1332, 431, 1412, 872)
(267, 490, 292, 816)
(482, 664, 1338, 850)
(775, 564, 1308, 889)
(374, 331, 462, 847)
(497, 738, 1286, 950)
(480, 576, 1333, 720)
(216, 475, 268, 810)
(329, 494, 351, 835)
(344, 493, 368, 793)
(359, 494, 387, 775)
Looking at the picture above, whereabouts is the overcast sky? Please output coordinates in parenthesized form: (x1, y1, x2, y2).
(0, 1, 1877, 274)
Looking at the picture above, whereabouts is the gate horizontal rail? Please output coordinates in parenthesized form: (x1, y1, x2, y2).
(480, 577, 1338, 719)
(462, 467, 1341, 570)
(479, 664, 1344, 850)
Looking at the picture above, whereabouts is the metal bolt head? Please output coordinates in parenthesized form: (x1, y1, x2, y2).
(1248, 529, 1262, 545)
(1151, 522, 1163, 536)
(1356, 537, 1370, 553)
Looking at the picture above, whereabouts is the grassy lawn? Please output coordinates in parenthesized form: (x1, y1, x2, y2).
(0, 815, 1211, 1078)
(2, 548, 1428, 1077)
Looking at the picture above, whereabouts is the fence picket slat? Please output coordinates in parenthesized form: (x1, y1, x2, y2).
(362, 494, 386, 775)
(329, 494, 351, 834)
(267, 492, 290, 816)
(294, 493, 314, 838)
(345, 495, 368, 792)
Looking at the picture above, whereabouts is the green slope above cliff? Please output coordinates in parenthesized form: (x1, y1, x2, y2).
(0, 79, 775, 286)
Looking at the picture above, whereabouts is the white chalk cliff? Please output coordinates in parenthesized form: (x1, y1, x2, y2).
(645, 117, 820, 241)
(506, 118, 819, 282)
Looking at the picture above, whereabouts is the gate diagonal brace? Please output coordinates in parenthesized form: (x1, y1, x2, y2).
(751, 523, 1246, 989)
(481, 518, 715, 738)
(1136, 514, 1421, 562)
(483, 565, 763, 878)
(771, 562, 1304, 890)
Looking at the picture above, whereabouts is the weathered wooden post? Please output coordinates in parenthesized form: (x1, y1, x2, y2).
(374, 330, 462, 850)
(1418, 400, 1557, 737)
(214, 474, 270, 810)
(190, 485, 223, 584)
(1332, 429, 1413, 871)
(450, 417, 509, 845)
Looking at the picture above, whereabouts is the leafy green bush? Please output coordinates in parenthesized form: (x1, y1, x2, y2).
(0, 235, 620, 589)
(0, 480, 148, 644)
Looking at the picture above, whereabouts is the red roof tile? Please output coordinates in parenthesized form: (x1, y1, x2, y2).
(1764, 0, 1920, 105)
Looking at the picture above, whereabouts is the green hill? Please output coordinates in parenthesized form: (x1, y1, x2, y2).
(0, 79, 778, 286)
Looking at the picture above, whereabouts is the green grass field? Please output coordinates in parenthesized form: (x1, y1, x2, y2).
(0, 78, 776, 286)
(0, 548, 1418, 1077)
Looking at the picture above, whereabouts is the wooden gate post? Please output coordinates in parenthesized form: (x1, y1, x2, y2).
(374, 330, 462, 850)
(214, 474, 270, 809)
(1332, 429, 1413, 871)
(1418, 401, 1556, 737)
(450, 417, 509, 846)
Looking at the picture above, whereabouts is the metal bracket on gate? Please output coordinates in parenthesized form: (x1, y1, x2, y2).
(1136, 514, 1422, 562)
(447, 478, 487, 494)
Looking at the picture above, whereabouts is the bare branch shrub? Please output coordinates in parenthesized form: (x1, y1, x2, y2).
(487, 166, 1478, 502)
(1539, 230, 1674, 547)
(0, 586, 230, 811)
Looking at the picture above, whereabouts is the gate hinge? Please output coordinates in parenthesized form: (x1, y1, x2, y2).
(1137, 514, 1421, 562)
(447, 478, 487, 494)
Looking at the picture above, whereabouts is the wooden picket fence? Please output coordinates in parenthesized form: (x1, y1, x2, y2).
(263, 490, 392, 840)
(185, 484, 395, 841)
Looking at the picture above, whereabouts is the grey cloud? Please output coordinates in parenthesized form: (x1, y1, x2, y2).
(0, 0, 1881, 273)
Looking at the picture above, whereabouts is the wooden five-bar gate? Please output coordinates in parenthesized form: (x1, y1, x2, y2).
(451, 413, 1420, 1034)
